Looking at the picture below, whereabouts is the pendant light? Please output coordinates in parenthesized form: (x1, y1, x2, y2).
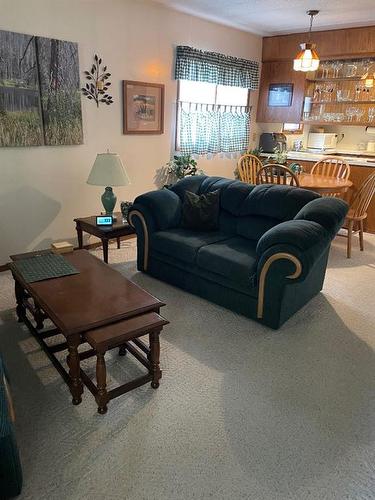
(293, 10, 320, 72)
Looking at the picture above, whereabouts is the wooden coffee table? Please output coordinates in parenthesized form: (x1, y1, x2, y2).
(10, 250, 166, 410)
(74, 212, 135, 263)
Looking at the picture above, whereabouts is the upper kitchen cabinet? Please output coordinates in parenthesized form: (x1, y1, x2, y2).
(257, 26, 375, 124)
(256, 61, 306, 123)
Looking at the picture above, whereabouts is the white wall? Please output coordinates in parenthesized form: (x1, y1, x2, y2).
(0, 0, 262, 264)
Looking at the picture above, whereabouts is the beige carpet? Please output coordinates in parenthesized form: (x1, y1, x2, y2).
(0, 234, 374, 500)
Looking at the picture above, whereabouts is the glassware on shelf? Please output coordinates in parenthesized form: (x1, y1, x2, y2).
(353, 108, 364, 122)
(368, 107, 375, 122)
(345, 64, 358, 77)
(323, 83, 336, 101)
(355, 84, 364, 101)
(336, 89, 351, 101)
(320, 62, 330, 79)
(346, 107, 357, 122)
(332, 61, 343, 78)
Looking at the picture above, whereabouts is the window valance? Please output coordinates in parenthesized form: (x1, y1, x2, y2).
(175, 46, 259, 90)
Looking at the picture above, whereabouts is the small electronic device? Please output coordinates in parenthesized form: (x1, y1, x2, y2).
(96, 215, 113, 226)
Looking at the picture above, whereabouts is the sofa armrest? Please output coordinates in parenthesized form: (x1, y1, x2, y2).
(128, 189, 182, 271)
(255, 220, 332, 320)
(132, 189, 182, 231)
(294, 197, 348, 238)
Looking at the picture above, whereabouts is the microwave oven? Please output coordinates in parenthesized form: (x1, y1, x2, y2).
(307, 133, 338, 150)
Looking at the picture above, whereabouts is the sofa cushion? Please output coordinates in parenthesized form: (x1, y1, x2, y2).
(181, 190, 220, 231)
(197, 236, 258, 285)
(237, 215, 279, 241)
(239, 184, 320, 221)
(150, 229, 230, 264)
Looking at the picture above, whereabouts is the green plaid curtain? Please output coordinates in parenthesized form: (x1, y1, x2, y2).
(179, 104, 250, 155)
(175, 46, 259, 89)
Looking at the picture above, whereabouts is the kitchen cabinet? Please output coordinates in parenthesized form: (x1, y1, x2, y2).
(256, 61, 305, 123)
(262, 26, 375, 63)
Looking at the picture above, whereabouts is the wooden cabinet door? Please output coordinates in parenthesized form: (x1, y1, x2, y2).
(256, 61, 306, 123)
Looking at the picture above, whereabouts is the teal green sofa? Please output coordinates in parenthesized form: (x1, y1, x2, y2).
(129, 176, 348, 329)
(0, 355, 22, 499)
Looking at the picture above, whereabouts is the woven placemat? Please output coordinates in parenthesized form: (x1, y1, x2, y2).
(10, 254, 79, 283)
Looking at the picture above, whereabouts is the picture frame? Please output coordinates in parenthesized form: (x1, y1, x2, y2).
(123, 80, 164, 134)
(268, 83, 293, 107)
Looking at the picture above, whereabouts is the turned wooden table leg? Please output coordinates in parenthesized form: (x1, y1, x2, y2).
(67, 336, 83, 405)
(35, 304, 44, 330)
(149, 330, 161, 389)
(95, 352, 109, 414)
(14, 279, 26, 323)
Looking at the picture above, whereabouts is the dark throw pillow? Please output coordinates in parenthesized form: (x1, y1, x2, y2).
(181, 189, 220, 231)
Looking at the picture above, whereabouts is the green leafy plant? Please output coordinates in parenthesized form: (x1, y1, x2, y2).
(166, 155, 204, 180)
(270, 147, 288, 165)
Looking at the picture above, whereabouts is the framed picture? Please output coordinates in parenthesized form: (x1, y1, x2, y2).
(123, 80, 164, 134)
(268, 83, 293, 107)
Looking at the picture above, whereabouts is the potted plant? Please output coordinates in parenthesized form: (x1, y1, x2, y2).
(166, 154, 204, 181)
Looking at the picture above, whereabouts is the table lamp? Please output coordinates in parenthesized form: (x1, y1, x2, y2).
(87, 151, 130, 217)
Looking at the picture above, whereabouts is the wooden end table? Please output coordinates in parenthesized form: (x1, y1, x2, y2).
(74, 212, 135, 263)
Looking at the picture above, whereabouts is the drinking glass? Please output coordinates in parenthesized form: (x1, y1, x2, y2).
(346, 64, 358, 77)
(355, 84, 364, 101)
(337, 89, 350, 101)
(346, 107, 356, 122)
(354, 108, 364, 122)
(332, 61, 343, 78)
(368, 107, 375, 122)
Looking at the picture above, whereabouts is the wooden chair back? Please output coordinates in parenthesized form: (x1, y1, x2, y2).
(237, 154, 262, 184)
(349, 172, 375, 219)
(256, 164, 300, 187)
(311, 156, 351, 179)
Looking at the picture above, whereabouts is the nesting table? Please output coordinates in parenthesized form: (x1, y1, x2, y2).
(10, 250, 168, 413)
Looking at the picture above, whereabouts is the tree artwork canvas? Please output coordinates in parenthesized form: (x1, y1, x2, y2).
(0, 29, 83, 147)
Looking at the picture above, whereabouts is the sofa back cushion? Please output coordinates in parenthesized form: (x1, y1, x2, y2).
(169, 176, 321, 241)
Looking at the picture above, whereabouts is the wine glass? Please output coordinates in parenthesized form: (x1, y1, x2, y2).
(332, 61, 343, 78)
(355, 84, 364, 101)
(368, 107, 375, 122)
(353, 108, 364, 122)
(346, 107, 356, 122)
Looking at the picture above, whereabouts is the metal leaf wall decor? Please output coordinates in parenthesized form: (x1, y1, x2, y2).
(81, 54, 113, 107)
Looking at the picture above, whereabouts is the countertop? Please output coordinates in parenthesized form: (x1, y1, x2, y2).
(261, 150, 375, 168)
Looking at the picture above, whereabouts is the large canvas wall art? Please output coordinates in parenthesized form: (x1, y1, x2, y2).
(0, 29, 83, 147)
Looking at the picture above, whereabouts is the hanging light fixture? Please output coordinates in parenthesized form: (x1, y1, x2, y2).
(293, 10, 320, 72)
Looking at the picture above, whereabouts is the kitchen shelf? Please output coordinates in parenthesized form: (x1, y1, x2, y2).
(306, 77, 365, 82)
(302, 120, 373, 126)
(310, 100, 375, 105)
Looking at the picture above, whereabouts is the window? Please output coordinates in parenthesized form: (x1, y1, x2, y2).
(176, 80, 250, 155)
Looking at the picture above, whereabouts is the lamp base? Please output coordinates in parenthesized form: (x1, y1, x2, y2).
(101, 186, 117, 216)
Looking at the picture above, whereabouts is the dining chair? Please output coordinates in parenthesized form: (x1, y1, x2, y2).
(256, 164, 300, 187)
(342, 171, 375, 258)
(311, 156, 351, 197)
(237, 154, 263, 184)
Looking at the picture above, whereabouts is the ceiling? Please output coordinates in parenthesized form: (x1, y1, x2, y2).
(152, 0, 375, 35)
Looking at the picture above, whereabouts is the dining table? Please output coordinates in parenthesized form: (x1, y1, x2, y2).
(295, 172, 353, 195)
